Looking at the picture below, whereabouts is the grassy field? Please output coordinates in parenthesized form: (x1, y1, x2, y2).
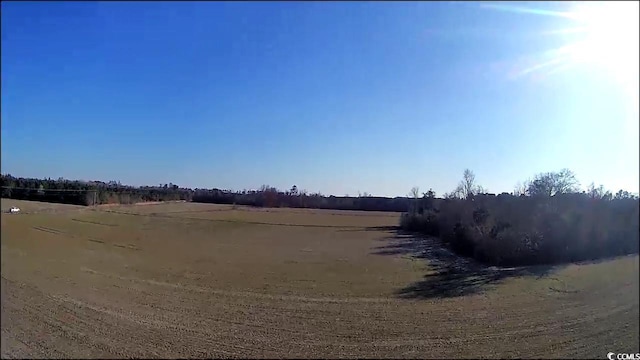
(1, 199, 638, 358)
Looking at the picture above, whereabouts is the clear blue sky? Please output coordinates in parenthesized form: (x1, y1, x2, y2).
(2, 1, 638, 197)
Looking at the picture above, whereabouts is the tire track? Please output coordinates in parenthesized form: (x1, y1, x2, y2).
(96, 209, 374, 230)
(79, 267, 392, 304)
(71, 218, 118, 227)
(30, 226, 138, 251)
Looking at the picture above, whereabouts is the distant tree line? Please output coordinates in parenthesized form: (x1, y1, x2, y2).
(1, 175, 193, 206)
(1, 175, 412, 211)
(400, 169, 640, 266)
(192, 185, 411, 211)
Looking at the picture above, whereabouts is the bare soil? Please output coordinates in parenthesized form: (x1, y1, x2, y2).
(1, 200, 638, 358)
(1, 199, 87, 215)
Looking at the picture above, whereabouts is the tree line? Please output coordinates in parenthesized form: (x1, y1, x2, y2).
(1, 175, 193, 206)
(192, 185, 411, 211)
(0, 174, 411, 211)
(400, 169, 639, 266)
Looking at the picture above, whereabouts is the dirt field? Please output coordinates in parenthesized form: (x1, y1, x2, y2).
(1, 199, 638, 359)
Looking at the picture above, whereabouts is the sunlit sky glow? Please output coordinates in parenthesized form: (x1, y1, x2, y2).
(1, 2, 638, 196)
(483, 2, 638, 85)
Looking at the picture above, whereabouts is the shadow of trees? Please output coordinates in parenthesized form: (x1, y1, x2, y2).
(371, 228, 559, 299)
(338, 226, 401, 232)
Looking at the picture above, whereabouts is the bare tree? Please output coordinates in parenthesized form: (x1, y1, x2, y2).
(452, 169, 485, 199)
(587, 182, 609, 199)
(513, 180, 530, 196)
(409, 187, 420, 214)
(527, 169, 580, 197)
(461, 169, 475, 198)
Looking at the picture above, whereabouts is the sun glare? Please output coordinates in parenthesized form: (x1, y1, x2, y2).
(485, 1, 640, 87)
(566, 1, 640, 81)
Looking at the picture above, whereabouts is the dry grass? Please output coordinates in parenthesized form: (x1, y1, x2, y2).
(1, 200, 638, 358)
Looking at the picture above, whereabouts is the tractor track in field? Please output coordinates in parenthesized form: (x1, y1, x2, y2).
(3, 268, 635, 359)
(95, 208, 374, 229)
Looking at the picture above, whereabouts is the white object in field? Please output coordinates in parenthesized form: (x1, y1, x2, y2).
(9, 207, 20, 213)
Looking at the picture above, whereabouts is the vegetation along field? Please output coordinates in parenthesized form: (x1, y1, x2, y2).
(1, 199, 638, 359)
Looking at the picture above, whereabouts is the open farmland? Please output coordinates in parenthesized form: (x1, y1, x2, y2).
(1, 199, 638, 359)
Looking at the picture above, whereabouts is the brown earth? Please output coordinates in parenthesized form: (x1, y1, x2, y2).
(1, 199, 87, 215)
(1, 199, 638, 359)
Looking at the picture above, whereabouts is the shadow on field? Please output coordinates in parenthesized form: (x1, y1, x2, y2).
(338, 226, 400, 232)
(370, 228, 559, 299)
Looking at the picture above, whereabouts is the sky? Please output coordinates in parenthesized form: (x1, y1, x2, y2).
(2, 1, 638, 197)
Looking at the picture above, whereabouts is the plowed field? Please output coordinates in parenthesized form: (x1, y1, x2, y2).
(1, 199, 638, 358)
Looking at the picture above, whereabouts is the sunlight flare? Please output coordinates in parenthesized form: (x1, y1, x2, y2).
(488, 1, 640, 86)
